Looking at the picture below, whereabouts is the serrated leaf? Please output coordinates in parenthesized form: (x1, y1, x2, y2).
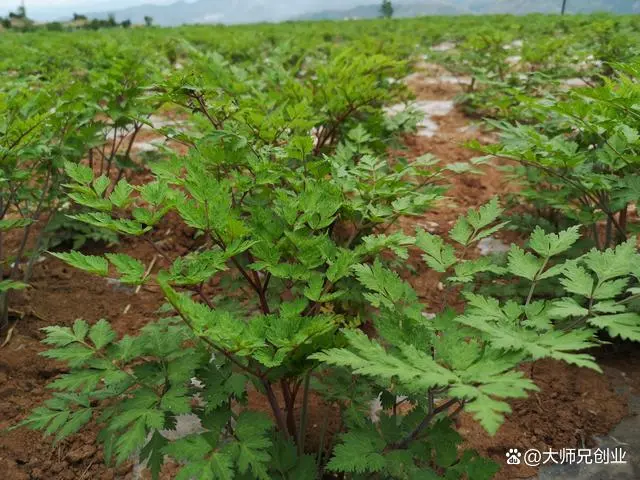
(327, 250, 357, 283)
(449, 217, 473, 246)
(529, 226, 581, 257)
(140, 431, 168, 480)
(68, 191, 113, 212)
(593, 278, 629, 300)
(50, 251, 108, 276)
(0, 279, 28, 292)
(463, 396, 511, 436)
(326, 428, 386, 474)
(54, 408, 92, 442)
(467, 198, 503, 231)
(303, 274, 324, 302)
(41, 319, 91, 347)
(106, 253, 146, 285)
(65, 161, 94, 184)
(415, 230, 457, 272)
(507, 246, 542, 281)
(89, 319, 117, 349)
(115, 418, 147, 465)
(451, 258, 506, 283)
(0, 218, 33, 231)
(209, 452, 234, 480)
(312, 330, 457, 392)
(48, 370, 105, 393)
(163, 434, 212, 462)
(548, 298, 589, 319)
(559, 262, 594, 297)
(589, 313, 640, 341)
(110, 179, 135, 208)
(231, 411, 273, 480)
(592, 301, 626, 314)
(584, 240, 637, 282)
(93, 175, 111, 197)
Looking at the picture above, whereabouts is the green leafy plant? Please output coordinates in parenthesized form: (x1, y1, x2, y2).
(48, 48, 164, 249)
(23, 181, 640, 478)
(9, 13, 640, 480)
(0, 84, 93, 332)
(478, 61, 640, 249)
(312, 203, 640, 478)
(82, 49, 160, 182)
(21, 49, 474, 478)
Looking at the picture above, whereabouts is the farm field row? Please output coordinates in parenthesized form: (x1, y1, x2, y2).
(1, 13, 640, 480)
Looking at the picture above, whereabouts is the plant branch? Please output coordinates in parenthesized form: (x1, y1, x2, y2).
(385, 397, 460, 452)
(263, 379, 290, 440)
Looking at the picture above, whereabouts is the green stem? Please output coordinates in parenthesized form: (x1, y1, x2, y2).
(298, 370, 312, 456)
(384, 397, 459, 452)
(315, 404, 330, 470)
(525, 256, 550, 307)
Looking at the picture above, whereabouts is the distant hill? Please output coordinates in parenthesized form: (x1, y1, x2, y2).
(298, 1, 640, 20)
(80, 0, 640, 26)
(468, 0, 640, 15)
(299, 2, 464, 21)
(82, 0, 279, 26)
(80, 0, 372, 25)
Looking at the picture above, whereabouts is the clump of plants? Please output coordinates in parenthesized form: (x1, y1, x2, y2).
(46, 49, 163, 250)
(0, 83, 97, 334)
(478, 61, 640, 249)
(20, 50, 640, 480)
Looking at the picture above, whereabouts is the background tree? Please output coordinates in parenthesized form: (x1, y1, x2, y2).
(16, 2, 26, 18)
(9, 3, 26, 20)
(380, 0, 394, 19)
(561, 0, 568, 14)
(144, 15, 153, 27)
(46, 21, 64, 31)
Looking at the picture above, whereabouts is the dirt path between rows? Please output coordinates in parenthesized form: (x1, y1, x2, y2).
(401, 67, 636, 480)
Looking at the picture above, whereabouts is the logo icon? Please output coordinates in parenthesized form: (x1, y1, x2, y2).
(506, 448, 522, 465)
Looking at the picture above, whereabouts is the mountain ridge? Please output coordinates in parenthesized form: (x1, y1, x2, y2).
(70, 0, 640, 26)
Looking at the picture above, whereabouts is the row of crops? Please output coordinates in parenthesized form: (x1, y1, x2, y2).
(1, 12, 640, 479)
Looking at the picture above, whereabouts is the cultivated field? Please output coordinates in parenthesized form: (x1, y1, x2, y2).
(1, 14, 639, 480)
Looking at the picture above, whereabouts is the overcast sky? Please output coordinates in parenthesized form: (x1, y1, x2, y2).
(1, 0, 180, 19)
(0, 0, 170, 7)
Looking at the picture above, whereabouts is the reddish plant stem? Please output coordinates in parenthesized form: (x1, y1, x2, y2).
(196, 283, 214, 309)
(264, 379, 290, 440)
(114, 123, 142, 186)
(281, 379, 299, 440)
(312, 103, 360, 156)
(618, 204, 628, 244)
